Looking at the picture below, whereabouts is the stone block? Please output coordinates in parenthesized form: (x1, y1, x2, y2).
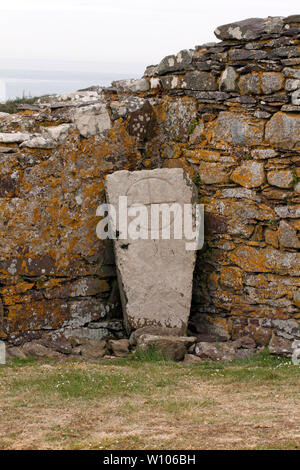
(265, 112, 300, 149)
(105, 169, 198, 334)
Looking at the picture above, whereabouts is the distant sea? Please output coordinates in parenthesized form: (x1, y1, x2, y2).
(0, 68, 139, 102)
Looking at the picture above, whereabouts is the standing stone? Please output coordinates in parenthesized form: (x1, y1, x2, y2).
(0, 341, 5, 365)
(105, 169, 198, 334)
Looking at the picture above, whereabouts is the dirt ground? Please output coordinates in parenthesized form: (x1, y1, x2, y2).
(0, 352, 299, 450)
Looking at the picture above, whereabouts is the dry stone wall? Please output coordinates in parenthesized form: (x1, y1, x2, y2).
(0, 15, 300, 355)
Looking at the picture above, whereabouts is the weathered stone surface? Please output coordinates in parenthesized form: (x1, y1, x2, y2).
(136, 335, 194, 361)
(198, 162, 230, 184)
(112, 79, 149, 93)
(294, 291, 300, 308)
(278, 221, 300, 249)
(76, 339, 107, 359)
(0, 132, 30, 143)
(160, 75, 180, 90)
(238, 73, 260, 95)
(275, 205, 300, 218)
(219, 67, 238, 91)
(251, 149, 277, 160)
(105, 169, 197, 334)
(6, 346, 26, 359)
(214, 112, 264, 146)
(72, 102, 111, 138)
(267, 170, 295, 188)
(269, 334, 293, 356)
(229, 49, 266, 61)
(46, 124, 71, 142)
(195, 341, 236, 361)
(283, 67, 300, 79)
(284, 15, 300, 24)
(129, 326, 183, 346)
(162, 98, 197, 141)
(108, 339, 130, 357)
(20, 136, 56, 149)
(261, 72, 284, 94)
(220, 267, 243, 289)
(110, 96, 146, 120)
(265, 112, 300, 149)
(228, 246, 300, 276)
(265, 229, 279, 248)
(285, 79, 300, 91)
(214, 18, 267, 40)
(231, 161, 265, 188)
(183, 353, 203, 364)
(291, 88, 300, 105)
(181, 72, 217, 91)
(157, 49, 193, 75)
(21, 341, 61, 358)
(127, 100, 155, 140)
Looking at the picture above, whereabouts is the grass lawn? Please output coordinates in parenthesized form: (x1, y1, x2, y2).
(0, 350, 299, 450)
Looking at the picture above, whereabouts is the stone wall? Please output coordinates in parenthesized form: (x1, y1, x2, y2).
(0, 15, 299, 353)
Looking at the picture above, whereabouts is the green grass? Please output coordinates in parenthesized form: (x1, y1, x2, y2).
(1, 350, 299, 450)
(6, 349, 298, 402)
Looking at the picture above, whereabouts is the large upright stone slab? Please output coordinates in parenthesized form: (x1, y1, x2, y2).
(105, 169, 198, 335)
(0, 341, 5, 365)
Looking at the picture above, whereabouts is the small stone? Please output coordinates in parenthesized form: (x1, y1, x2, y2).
(231, 161, 265, 188)
(21, 341, 61, 358)
(21, 136, 56, 149)
(291, 89, 300, 105)
(160, 75, 180, 90)
(283, 15, 300, 24)
(215, 111, 264, 146)
(136, 335, 192, 362)
(293, 291, 300, 308)
(265, 229, 279, 248)
(219, 67, 238, 92)
(195, 341, 236, 361)
(267, 170, 295, 188)
(275, 205, 300, 219)
(0, 146, 17, 153)
(265, 112, 300, 149)
(181, 71, 217, 91)
(157, 49, 193, 75)
(214, 18, 267, 41)
(229, 49, 266, 61)
(183, 354, 203, 364)
(295, 182, 300, 194)
(261, 72, 284, 94)
(251, 149, 277, 160)
(283, 68, 300, 79)
(285, 79, 300, 91)
(220, 267, 243, 289)
(6, 346, 26, 359)
(129, 326, 183, 346)
(278, 221, 300, 249)
(79, 339, 107, 359)
(46, 124, 71, 142)
(111, 79, 150, 93)
(269, 334, 293, 356)
(0, 132, 30, 144)
(72, 102, 111, 138)
(198, 162, 230, 184)
(108, 339, 130, 357)
(238, 73, 260, 95)
(253, 111, 271, 119)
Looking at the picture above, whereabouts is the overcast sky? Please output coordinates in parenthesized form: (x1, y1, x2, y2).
(0, 0, 299, 74)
